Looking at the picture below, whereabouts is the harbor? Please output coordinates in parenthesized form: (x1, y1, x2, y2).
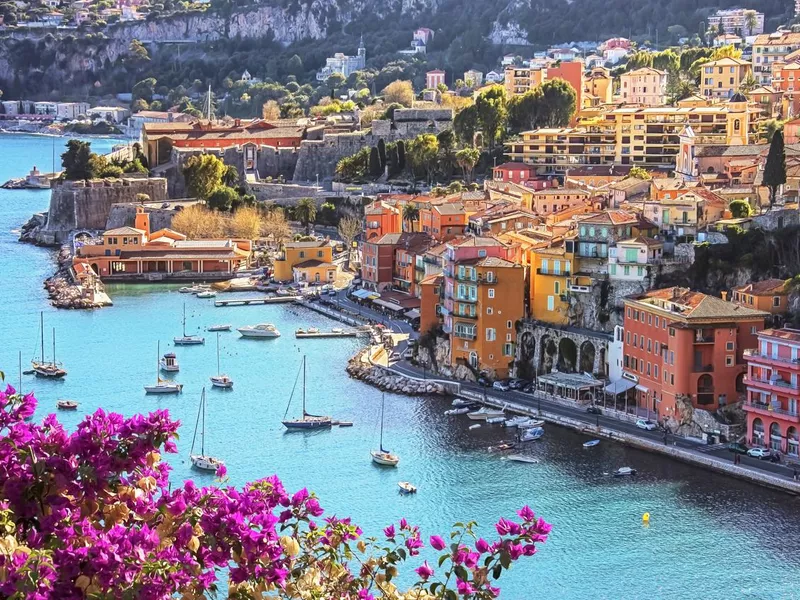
(2, 135, 800, 598)
(214, 295, 302, 307)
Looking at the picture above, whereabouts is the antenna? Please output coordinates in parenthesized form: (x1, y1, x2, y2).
(206, 84, 212, 122)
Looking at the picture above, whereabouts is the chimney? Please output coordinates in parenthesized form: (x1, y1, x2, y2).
(721, 291, 729, 301)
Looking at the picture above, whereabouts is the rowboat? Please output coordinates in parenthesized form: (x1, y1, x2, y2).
(583, 439, 600, 448)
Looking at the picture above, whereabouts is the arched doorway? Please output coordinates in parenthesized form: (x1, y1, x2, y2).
(540, 336, 557, 374)
(788, 427, 799, 457)
(469, 352, 478, 369)
(697, 374, 714, 405)
(735, 373, 746, 395)
(769, 422, 782, 452)
(579, 341, 595, 374)
(752, 418, 764, 446)
(517, 332, 535, 380)
(557, 338, 577, 372)
(90, 263, 99, 276)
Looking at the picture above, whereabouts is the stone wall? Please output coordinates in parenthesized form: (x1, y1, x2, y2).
(248, 182, 322, 203)
(515, 322, 612, 379)
(752, 208, 800, 231)
(105, 202, 187, 231)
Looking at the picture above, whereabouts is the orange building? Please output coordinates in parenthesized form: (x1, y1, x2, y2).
(528, 187, 592, 215)
(392, 233, 435, 295)
(545, 64, 584, 118)
(74, 207, 251, 280)
(730, 279, 789, 315)
(649, 178, 701, 201)
(419, 203, 467, 241)
(622, 287, 767, 421)
(365, 199, 403, 241)
(419, 274, 443, 334)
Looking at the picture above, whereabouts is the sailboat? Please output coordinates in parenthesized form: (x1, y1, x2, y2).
(190, 387, 224, 471)
(32, 312, 66, 379)
(174, 303, 205, 345)
(144, 342, 183, 394)
(210, 332, 233, 388)
(371, 393, 399, 466)
(282, 356, 332, 430)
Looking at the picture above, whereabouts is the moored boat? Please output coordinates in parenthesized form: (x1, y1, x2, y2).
(445, 407, 469, 415)
(519, 427, 544, 442)
(174, 303, 205, 345)
(56, 399, 78, 410)
(210, 332, 233, 389)
(32, 312, 67, 379)
(507, 454, 539, 464)
(398, 481, 417, 494)
(196, 290, 217, 299)
(583, 439, 600, 448)
(467, 406, 505, 421)
(238, 323, 281, 338)
(207, 324, 232, 332)
(159, 352, 179, 372)
(371, 393, 399, 466)
(282, 356, 332, 430)
(145, 342, 183, 394)
(613, 467, 637, 477)
(517, 419, 545, 429)
(486, 416, 506, 424)
(190, 388, 225, 472)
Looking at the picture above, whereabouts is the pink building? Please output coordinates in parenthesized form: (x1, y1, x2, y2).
(426, 70, 446, 90)
(743, 328, 800, 458)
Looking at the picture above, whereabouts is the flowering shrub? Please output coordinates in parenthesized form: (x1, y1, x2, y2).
(0, 385, 550, 598)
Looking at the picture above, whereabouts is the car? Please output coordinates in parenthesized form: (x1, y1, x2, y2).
(402, 347, 415, 360)
(586, 405, 602, 415)
(522, 383, 536, 394)
(727, 442, 749, 455)
(508, 378, 528, 390)
(747, 447, 772, 460)
(492, 381, 510, 392)
(477, 376, 491, 387)
(635, 419, 658, 431)
(328, 290, 337, 297)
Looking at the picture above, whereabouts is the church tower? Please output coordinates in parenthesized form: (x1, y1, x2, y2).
(726, 92, 749, 146)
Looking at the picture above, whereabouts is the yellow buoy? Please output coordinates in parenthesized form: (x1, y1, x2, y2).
(642, 512, 650, 523)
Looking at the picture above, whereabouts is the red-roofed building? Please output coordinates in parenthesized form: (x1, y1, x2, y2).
(730, 279, 789, 315)
(365, 200, 403, 241)
(493, 162, 536, 183)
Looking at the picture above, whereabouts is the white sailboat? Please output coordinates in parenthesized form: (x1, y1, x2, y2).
(210, 332, 233, 389)
(144, 342, 183, 394)
(174, 303, 205, 345)
(31, 312, 67, 379)
(282, 356, 332, 430)
(190, 387, 224, 472)
(371, 393, 399, 466)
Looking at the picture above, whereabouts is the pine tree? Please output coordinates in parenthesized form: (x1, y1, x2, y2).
(763, 130, 786, 209)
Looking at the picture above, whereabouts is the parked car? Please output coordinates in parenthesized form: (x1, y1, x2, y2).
(508, 378, 528, 390)
(477, 376, 491, 387)
(328, 290, 337, 297)
(402, 347, 415, 360)
(586, 405, 602, 415)
(727, 442, 749, 455)
(522, 383, 536, 394)
(492, 381, 510, 392)
(747, 447, 772, 460)
(635, 419, 658, 431)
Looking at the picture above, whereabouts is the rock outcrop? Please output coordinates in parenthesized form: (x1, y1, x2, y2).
(346, 349, 447, 396)
(43, 246, 111, 309)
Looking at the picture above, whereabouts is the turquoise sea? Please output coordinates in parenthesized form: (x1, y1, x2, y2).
(1, 134, 799, 599)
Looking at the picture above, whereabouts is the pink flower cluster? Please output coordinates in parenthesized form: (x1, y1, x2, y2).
(0, 385, 550, 598)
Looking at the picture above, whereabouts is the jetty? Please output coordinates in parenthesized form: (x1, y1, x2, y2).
(214, 296, 301, 307)
(295, 329, 363, 338)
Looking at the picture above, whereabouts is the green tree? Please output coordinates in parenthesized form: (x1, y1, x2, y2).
(369, 146, 382, 178)
(397, 140, 406, 171)
(222, 164, 239, 187)
(287, 54, 304, 77)
(207, 186, 238, 212)
(760, 118, 784, 143)
(475, 85, 507, 150)
(182, 154, 226, 200)
(739, 71, 758, 93)
(437, 129, 456, 178)
(744, 10, 758, 36)
(61, 140, 94, 180)
(763, 130, 786, 208)
(507, 88, 543, 133)
(729, 199, 753, 218)
(455, 146, 480, 183)
(377, 138, 387, 170)
(453, 104, 479, 145)
(127, 39, 150, 66)
(132, 77, 157, 103)
(406, 134, 440, 184)
(402, 202, 420, 232)
(295, 197, 317, 234)
(382, 80, 414, 107)
(538, 79, 577, 128)
(629, 166, 651, 180)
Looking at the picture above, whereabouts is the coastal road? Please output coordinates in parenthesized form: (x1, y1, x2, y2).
(323, 291, 415, 337)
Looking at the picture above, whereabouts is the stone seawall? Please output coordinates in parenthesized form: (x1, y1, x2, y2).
(346, 348, 450, 396)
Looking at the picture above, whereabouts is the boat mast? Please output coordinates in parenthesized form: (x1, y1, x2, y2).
(216, 332, 220, 375)
(18, 350, 21, 391)
(190, 388, 203, 457)
(302, 355, 307, 418)
(183, 303, 187, 337)
(379, 393, 385, 452)
(52, 329, 56, 367)
(157, 341, 160, 380)
(200, 388, 206, 456)
(40, 311, 44, 363)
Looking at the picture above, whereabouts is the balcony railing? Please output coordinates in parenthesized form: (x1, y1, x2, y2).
(452, 295, 478, 304)
(744, 350, 800, 366)
(453, 312, 478, 320)
(537, 269, 571, 276)
(747, 376, 798, 391)
(454, 329, 477, 340)
(693, 364, 714, 373)
(744, 401, 800, 419)
(694, 335, 714, 343)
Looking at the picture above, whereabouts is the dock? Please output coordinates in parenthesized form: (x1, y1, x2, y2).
(295, 329, 362, 338)
(214, 296, 301, 307)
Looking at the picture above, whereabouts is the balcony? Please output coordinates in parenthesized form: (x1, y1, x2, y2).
(693, 364, 714, 373)
(693, 335, 715, 344)
(537, 268, 571, 276)
(453, 311, 478, 320)
(455, 273, 477, 283)
(744, 376, 799, 394)
(454, 328, 477, 340)
(743, 349, 800, 368)
(452, 295, 478, 304)
(744, 401, 800, 422)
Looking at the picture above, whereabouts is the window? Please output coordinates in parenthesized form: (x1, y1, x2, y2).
(774, 296, 782, 307)
(503, 343, 513, 356)
(647, 363, 651, 376)
(670, 374, 674, 385)
(541, 259, 548, 274)
(624, 355, 630, 368)
(648, 314, 652, 325)
(488, 288, 495, 298)
(670, 351, 675, 364)
(647, 339, 651, 353)
(726, 355, 734, 366)
(547, 295, 555, 311)
(633, 334, 638, 346)
(299, 251, 305, 258)
(507, 320, 512, 329)
(554, 281, 560, 295)
(486, 271, 495, 282)
(486, 307, 493, 315)
(669, 327, 675, 337)
(626, 331, 631, 344)
(655, 341, 660, 354)
(654, 365, 659, 378)
(478, 250, 487, 257)
(726, 341, 734, 351)
(486, 328, 496, 341)
(654, 316, 659, 328)
(627, 307, 631, 318)
(317, 251, 323, 258)
(751, 326, 758, 334)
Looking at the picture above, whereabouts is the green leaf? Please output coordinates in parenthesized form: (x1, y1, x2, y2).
(492, 564, 503, 579)
(499, 551, 511, 570)
(454, 565, 468, 581)
(445, 589, 458, 600)
(438, 554, 449, 567)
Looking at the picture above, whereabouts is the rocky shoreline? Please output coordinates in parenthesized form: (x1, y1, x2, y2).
(346, 348, 448, 396)
(43, 246, 111, 309)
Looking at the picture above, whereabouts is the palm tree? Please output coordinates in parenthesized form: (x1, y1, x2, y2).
(295, 198, 317, 234)
(402, 203, 420, 233)
(744, 10, 758, 37)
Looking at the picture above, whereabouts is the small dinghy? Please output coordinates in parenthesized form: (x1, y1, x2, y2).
(207, 324, 232, 332)
(614, 467, 637, 477)
(489, 442, 516, 452)
(583, 439, 600, 448)
(398, 481, 417, 494)
(445, 408, 469, 415)
(507, 454, 539, 464)
(486, 416, 506, 424)
(468, 424, 481, 430)
(519, 427, 544, 442)
(452, 398, 471, 407)
(56, 399, 78, 410)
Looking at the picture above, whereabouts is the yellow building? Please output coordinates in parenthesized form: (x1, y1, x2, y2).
(619, 67, 668, 106)
(528, 240, 590, 325)
(505, 95, 759, 174)
(584, 67, 614, 106)
(504, 66, 546, 95)
(700, 57, 752, 99)
(273, 240, 334, 282)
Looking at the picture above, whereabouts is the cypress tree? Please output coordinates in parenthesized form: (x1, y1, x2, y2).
(369, 147, 381, 178)
(764, 130, 786, 208)
(377, 138, 386, 169)
(397, 140, 406, 170)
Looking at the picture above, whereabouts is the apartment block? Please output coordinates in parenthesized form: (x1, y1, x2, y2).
(700, 57, 752, 99)
(619, 68, 668, 106)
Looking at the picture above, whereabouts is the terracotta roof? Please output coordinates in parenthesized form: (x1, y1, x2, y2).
(420, 273, 443, 285)
(285, 240, 328, 248)
(618, 235, 663, 248)
(293, 260, 335, 269)
(451, 236, 507, 248)
(609, 177, 650, 191)
(434, 203, 466, 215)
(473, 256, 518, 268)
(651, 178, 700, 191)
(696, 145, 768, 158)
(629, 287, 768, 320)
(758, 328, 800, 342)
(104, 227, 145, 235)
(118, 250, 243, 260)
(579, 209, 639, 226)
(494, 162, 535, 171)
(533, 187, 590, 196)
(733, 279, 788, 295)
(692, 188, 727, 206)
(566, 165, 633, 177)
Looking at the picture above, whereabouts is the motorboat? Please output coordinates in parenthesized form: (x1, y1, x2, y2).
(583, 439, 600, 448)
(371, 393, 399, 466)
(467, 406, 505, 421)
(196, 290, 217, 299)
(56, 400, 78, 410)
(489, 442, 516, 452)
(210, 332, 233, 389)
(190, 388, 225, 472)
(331, 327, 343, 334)
(191, 285, 211, 295)
(31, 312, 67, 379)
(452, 398, 472, 408)
(159, 352, 179, 372)
(179, 286, 195, 293)
(519, 427, 544, 442)
(486, 416, 506, 424)
(145, 342, 183, 394)
(308, 327, 320, 334)
(507, 454, 539, 464)
(504, 415, 530, 428)
(445, 408, 469, 416)
(398, 481, 417, 494)
(174, 303, 205, 345)
(517, 419, 545, 429)
(468, 424, 481, 430)
(613, 467, 637, 477)
(207, 324, 232, 332)
(282, 356, 332, 430)
(238, 323, 281, 338)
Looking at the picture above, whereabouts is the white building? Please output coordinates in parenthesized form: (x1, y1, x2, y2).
(34, 102, 57, 116)
(708, 9, 764, 36)
(619, 68, 668, 106)
(485, 70, 504, 84)
(608, 237, 663, 281)
(56, 102, 90, 120)
(316, 38, 366, 81)
(128, 110, 194, 135)
(1, 101, 20, 115)
(463, 69, 483, 88)
(603, 47, 629, 64)
(88, 106, 131, 123)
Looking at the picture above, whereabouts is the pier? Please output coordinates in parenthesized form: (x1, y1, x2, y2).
(214, 296, 301, 307)
(295, 329, 365, 338)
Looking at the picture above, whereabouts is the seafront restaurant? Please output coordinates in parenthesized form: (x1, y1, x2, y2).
(536, 371, 604, 403)
(74, 207, 252, 280)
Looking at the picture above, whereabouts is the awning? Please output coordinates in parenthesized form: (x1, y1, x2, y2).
(404, 309, 420, 319)
(373, 299, 405, 312)
(352, 289, 379, 300)
(635, 384, 649, 393)
(604, 379, 637, 394)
